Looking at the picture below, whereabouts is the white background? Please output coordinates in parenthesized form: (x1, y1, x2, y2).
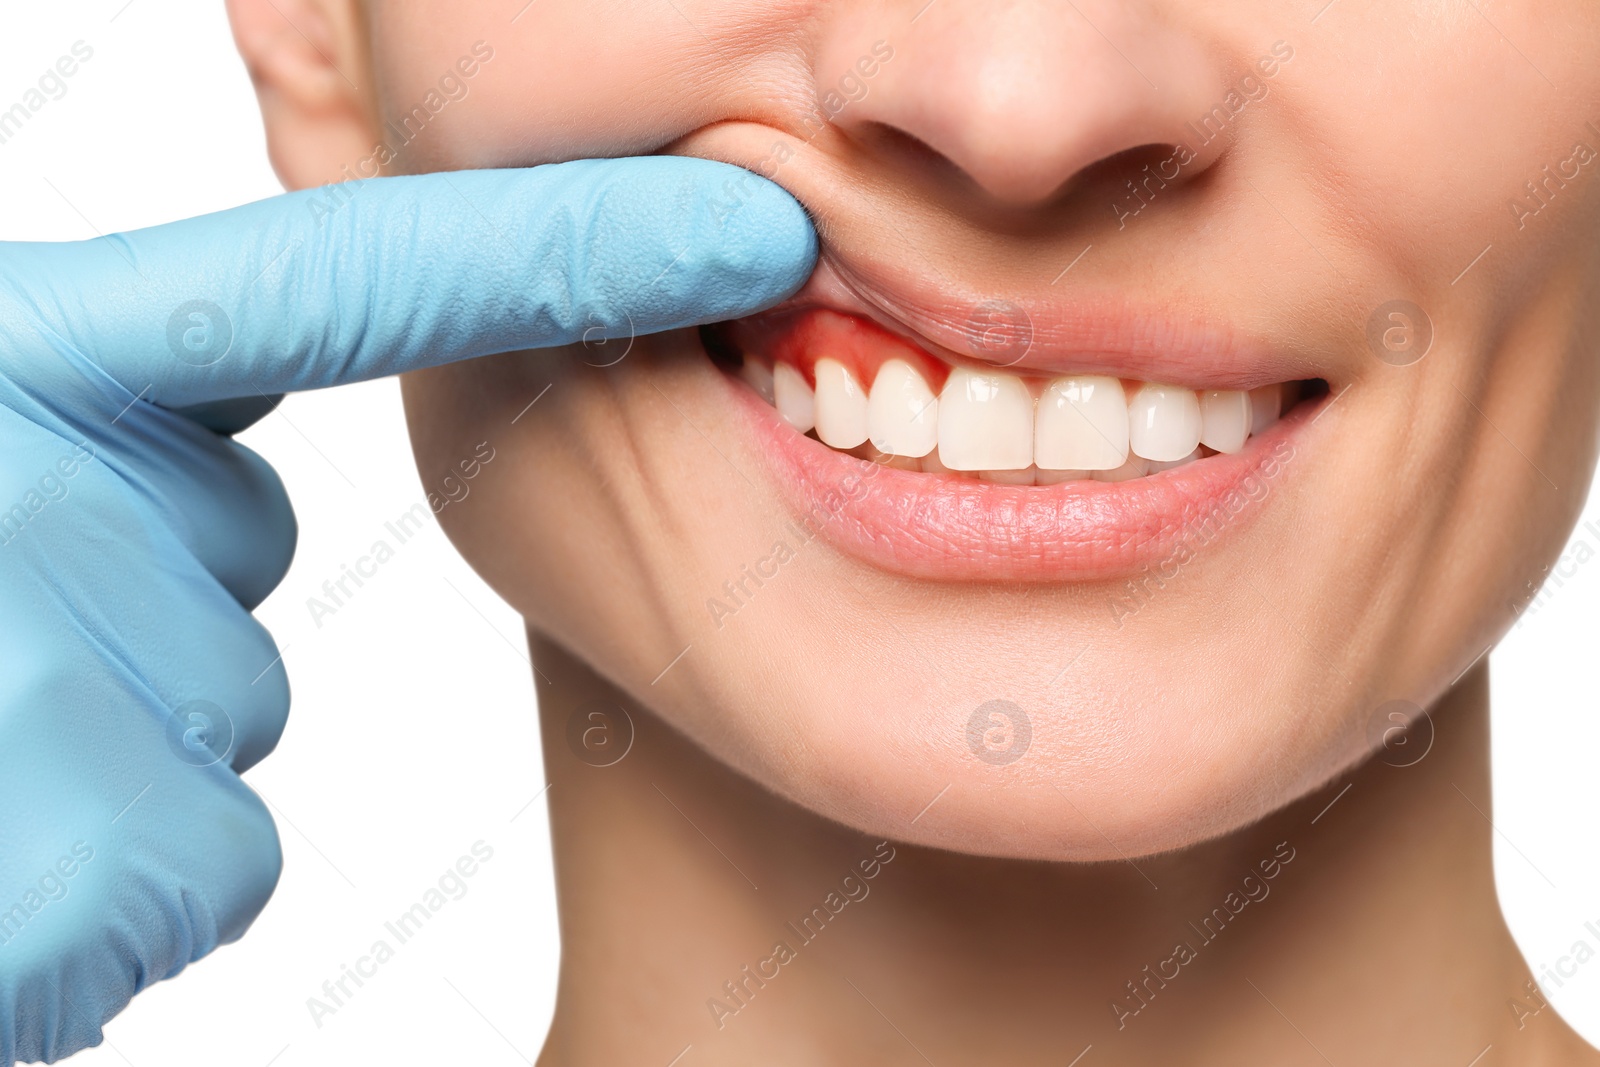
(1, 2, 1597, 1063)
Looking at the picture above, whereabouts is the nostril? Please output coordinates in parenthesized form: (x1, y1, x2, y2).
(848, 121, 954, 176)
(850, 122, 1162, 212)
(813, 3, 1230, 212)
(846, 121, 1212, 213)
(1080, 142, 1214, 227)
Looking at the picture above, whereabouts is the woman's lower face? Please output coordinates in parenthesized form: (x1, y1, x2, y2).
(379, 0, 1600, 860)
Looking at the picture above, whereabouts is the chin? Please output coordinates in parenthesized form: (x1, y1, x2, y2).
(652, 601, 1366, 861)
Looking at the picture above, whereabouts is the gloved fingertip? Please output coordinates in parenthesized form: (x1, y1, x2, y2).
(706, 171, 820, 299)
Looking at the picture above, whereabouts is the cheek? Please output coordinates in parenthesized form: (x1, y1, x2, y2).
(1293, 5, 1600, 278)
(366, 0, 810, 171)
(407, 337, 796, 689)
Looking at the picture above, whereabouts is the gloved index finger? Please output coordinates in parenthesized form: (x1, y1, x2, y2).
(2, 157, 816, 407)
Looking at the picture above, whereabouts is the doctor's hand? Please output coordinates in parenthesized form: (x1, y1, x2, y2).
(0, 157, 814, 1064)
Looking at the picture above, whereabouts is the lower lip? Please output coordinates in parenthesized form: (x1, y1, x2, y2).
(724, 372, 1312, 583)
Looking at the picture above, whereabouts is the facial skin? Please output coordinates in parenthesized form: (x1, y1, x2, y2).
(229, 0, 1600, 866)
(221, 2, 1600, 1061)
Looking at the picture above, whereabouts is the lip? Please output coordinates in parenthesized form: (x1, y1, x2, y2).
(761, 252, 1328, 392)
(722, 363, 1313, 583)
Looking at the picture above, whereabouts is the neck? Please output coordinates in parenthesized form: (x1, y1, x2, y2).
(531, 635, 1591, 1065)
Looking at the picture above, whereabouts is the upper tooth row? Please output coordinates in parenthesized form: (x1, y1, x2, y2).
(765, 359, 1281, 471)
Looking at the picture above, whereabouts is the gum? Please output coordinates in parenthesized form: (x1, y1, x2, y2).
(714, 308, 952, 392)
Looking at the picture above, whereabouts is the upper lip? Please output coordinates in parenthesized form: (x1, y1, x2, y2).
(670, 120, 1334, 390)
(759, 250, 1323, 391)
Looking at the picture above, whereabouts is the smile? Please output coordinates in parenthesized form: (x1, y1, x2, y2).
(706, 307, 1324, 582)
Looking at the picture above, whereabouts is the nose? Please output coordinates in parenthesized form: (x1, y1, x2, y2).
(816, 1, 1226, 207)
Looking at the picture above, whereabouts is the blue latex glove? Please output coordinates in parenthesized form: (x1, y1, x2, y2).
(0, 157, 815, 1064)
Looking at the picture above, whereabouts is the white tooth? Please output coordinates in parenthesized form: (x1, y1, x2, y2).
(921, 449, 974, 477)
(865, 447, 920, 471)
(774, 362, 814, 433)
(1035, 376, 1129, 471)
(1147, 447, 1202, 473)
(1199, 389, 1251, 454)
(813, 358, 869, 449)
(935, 367, 1034, 470)
(1128, 382, 1202, 463)
(867, 359, 939, 458)
(1092, 454, 1151, 482)
(1035, 468, 1089, 485)
(1250, 384, 1282, 435)
(740, 359, 775, 404)
(980, 467, 1036, 485)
